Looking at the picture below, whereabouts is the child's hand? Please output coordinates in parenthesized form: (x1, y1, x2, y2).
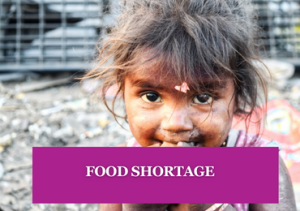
(177, 142, 195, 147)
(122, 204, 169, 211)
(158, 141, 196, 147)
(98, 204, 122, 211)
(168, 204, 237, 211)
(148, 143, 162, 147)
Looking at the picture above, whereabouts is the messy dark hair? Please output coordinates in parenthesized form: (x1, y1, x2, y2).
(84, 0, 268, 137)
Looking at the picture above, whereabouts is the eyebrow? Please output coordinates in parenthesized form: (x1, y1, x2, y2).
(200, 81, 228, 90)
(131, 78, 228, 92)
(131, 79, 167, 90)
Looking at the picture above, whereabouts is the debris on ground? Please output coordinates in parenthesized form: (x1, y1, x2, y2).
(0, 72, 130, 211)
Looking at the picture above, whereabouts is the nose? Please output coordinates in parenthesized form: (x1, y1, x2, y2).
(161, 105, 193, 133)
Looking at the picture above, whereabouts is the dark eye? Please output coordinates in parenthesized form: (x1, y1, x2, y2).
(141, 93, 162, 103)
(193, 94, 212, 104)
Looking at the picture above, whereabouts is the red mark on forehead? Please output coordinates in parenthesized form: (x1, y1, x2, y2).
(175, 81, 190, 93)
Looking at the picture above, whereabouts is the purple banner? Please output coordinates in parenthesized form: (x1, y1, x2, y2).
(32, 147, 278, 203)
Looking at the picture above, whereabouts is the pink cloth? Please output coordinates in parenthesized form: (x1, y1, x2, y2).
(126, 130, 280, 211)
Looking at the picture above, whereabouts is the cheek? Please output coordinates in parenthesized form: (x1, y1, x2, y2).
(190, 107, 233, 145)
(212, 108, 234, 142)
(211, 107, 233, 133)
(126, 104, 161, 144)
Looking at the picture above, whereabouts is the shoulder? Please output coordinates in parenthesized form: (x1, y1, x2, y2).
(233, 129, 280, 149)
(232, 130, 296, 210)
(126, 137, 142, 147)
(235, 130, 267, 147)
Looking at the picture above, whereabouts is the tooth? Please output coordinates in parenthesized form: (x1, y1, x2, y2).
(190, 142, 195, 146)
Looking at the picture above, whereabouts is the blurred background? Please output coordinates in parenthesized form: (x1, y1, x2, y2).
(0, 0, 300, 210)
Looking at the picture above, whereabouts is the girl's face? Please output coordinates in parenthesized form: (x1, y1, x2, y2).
(124, 60, 236, 147)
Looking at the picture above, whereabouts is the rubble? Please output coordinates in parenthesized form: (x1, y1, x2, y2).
(0, 73, 127, 211)
(0, 133, 16, 148)
(85, 127, 103, 138)
(0, 162, 4, 180)
(17, 77, 73, 93)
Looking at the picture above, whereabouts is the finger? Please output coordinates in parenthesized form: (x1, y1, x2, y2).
(161, 141, 177, 147)
(177, 141, 193, 147)
(148, 142, 161, 147)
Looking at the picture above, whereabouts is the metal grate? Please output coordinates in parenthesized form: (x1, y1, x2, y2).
(253, 0, 300, 65)
(0, 0, 117, 71)
(0, 0, 300, 71)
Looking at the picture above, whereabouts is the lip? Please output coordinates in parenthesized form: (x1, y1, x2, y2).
(156, 139, 189, 144)
(156, 135, 192, 143)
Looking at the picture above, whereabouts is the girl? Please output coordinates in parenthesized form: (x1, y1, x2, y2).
(85, 0, 296, 210)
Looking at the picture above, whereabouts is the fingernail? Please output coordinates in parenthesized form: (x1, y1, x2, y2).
(150, 142, 161, 147)
(177, 142, 184, 147)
